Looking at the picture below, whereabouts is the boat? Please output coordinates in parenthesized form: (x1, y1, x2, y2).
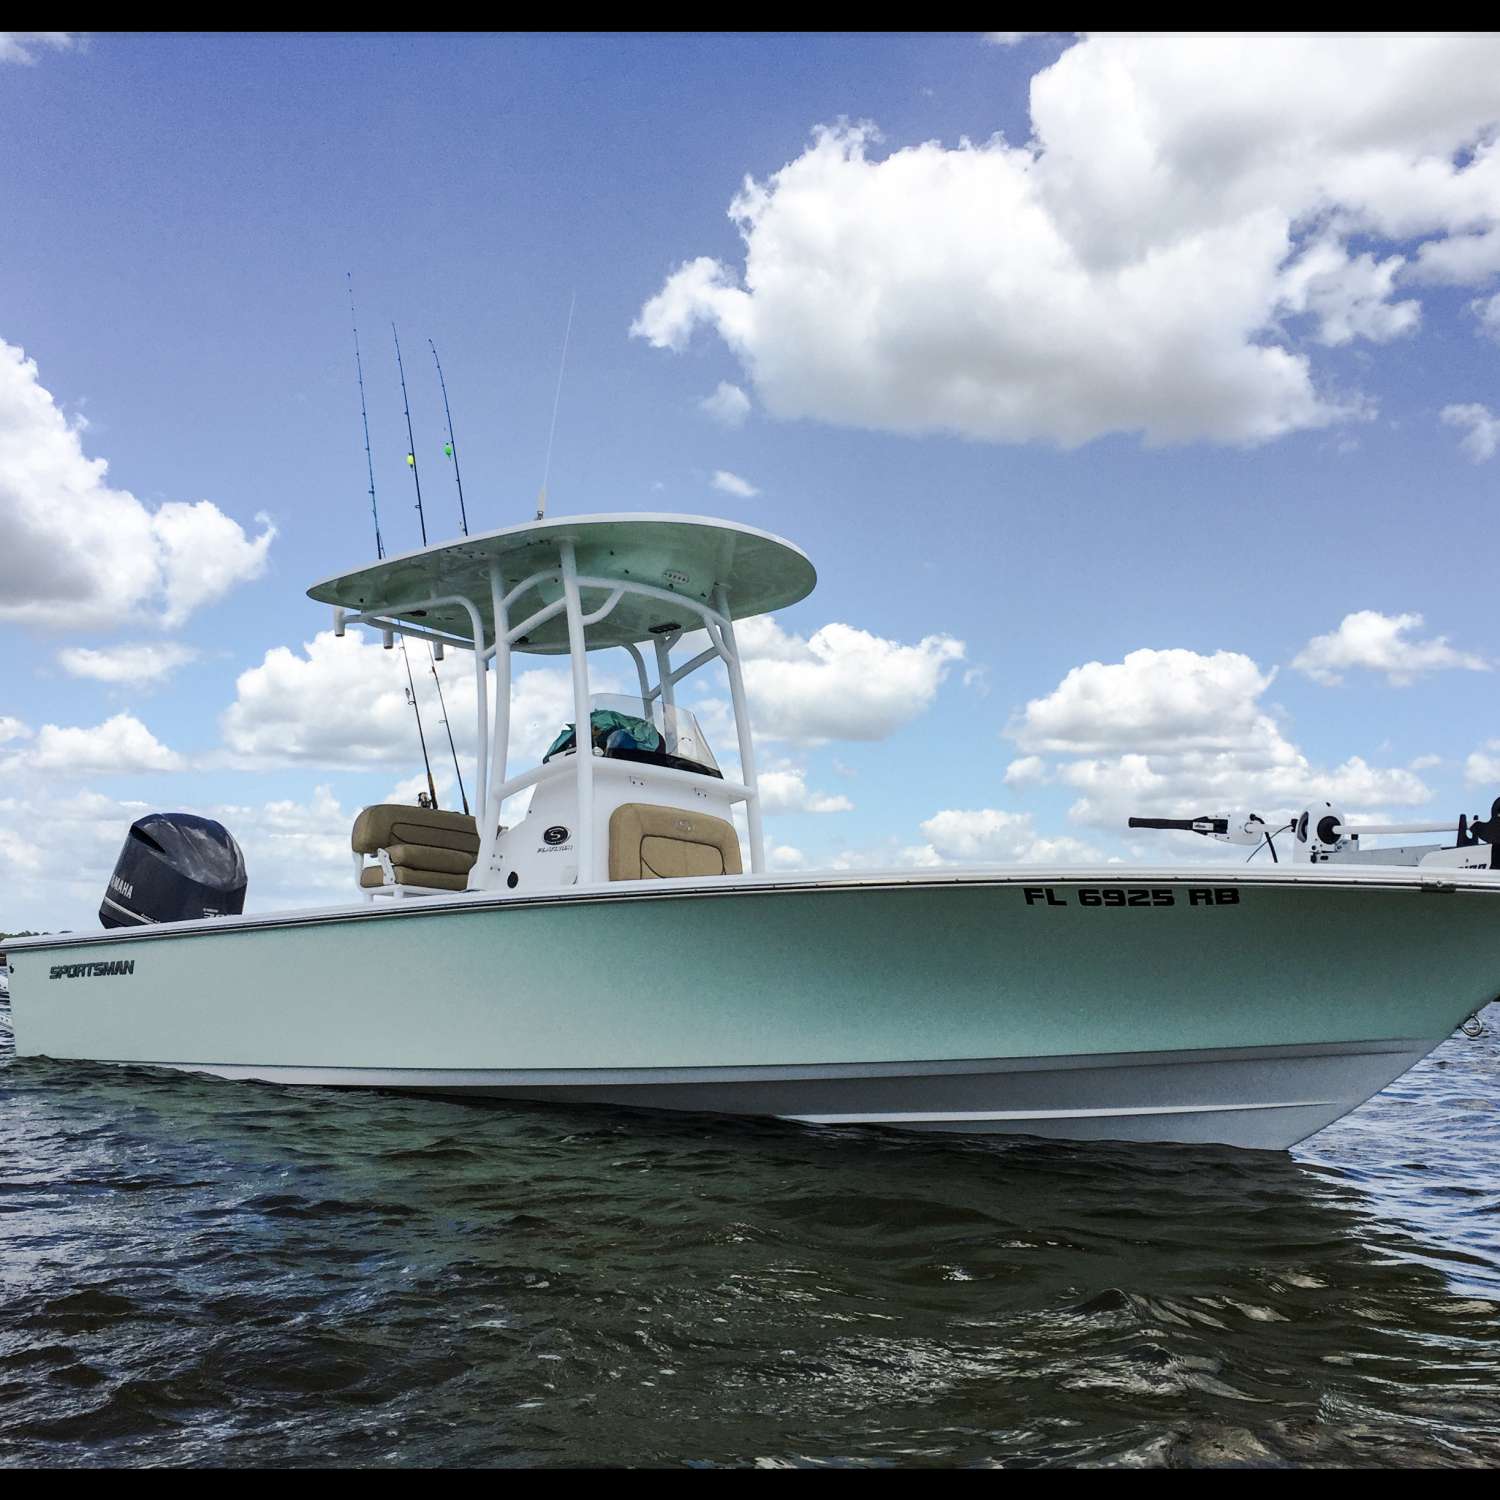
(6, 512, 1499, 1150)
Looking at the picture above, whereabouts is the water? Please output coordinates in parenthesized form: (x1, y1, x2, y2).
(2, 1006, 1497, 1468)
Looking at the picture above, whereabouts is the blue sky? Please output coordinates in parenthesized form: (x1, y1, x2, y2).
(2, 32, 1498, 928)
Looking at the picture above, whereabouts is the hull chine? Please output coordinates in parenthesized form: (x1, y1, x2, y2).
(85, 1037, 1437, 1152)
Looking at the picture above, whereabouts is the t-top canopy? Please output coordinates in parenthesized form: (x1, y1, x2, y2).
(306, 513, 817, 654)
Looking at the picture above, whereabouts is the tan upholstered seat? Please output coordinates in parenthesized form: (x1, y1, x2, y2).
(359, 864, 469, 892)
(351, 805, 480, 856)
(608, 803, 742, 882)
(352, 804, 480, 892)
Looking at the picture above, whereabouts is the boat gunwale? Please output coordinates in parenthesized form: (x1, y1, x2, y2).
(7, 864, 1500, 955)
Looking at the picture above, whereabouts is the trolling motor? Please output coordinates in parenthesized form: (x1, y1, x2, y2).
(100, 813, 247, 928)
(1128, 797, 1500, 868)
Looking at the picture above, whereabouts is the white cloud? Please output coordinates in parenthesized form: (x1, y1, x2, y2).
(633, 34, 1500, 448)
(153, 503, 278, 627)
(1411, 231, 1500, 286)
(0, 789, 151, 928)
(1470, 291, 1500, 342)
(757, 766, 853, 814)
(0, 339, 275, 629)
(0, 715, 30, 745)
(1003, 754, 1049, 786)
(58, 641, 200, 685)
(826, 841, 947, 872)
(1008, 645, 1431, 831)
(1441, 402, 1500, 462)
(0, 33, 73, 65)
(1, 713, 183, 775)
(1467, 742, 1500, 787)
(983, 33, 1039, 47)
(915, 807, 1099, 864)
(218, 629, 581, 772)
(768, 843, 807, 870)
(1292, 610, 1488, 686)
(734, 614, 965, 745)
(711, 468, 759, 498)
(1012, 647, 1275, 755)
(699, 381, 751, 427)
(210, 784, 358, 907)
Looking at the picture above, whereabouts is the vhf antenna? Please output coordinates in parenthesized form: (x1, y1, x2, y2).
(428, 650, 469, 815)
(429, 339, 468, 537)
(392, 323, 428, 545)
(347, 274, 383, 559)
(536, 289, 576, 520)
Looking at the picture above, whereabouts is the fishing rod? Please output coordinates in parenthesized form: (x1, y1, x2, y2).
(392, 323, 428, 546)
(429, 339, 468, 537)
(536, 289, 576, 521)
(399, 637, 439, 810)
(346, 284, 434, 804)
(428, 649, 469, 815)
(347, 273, 383, 559)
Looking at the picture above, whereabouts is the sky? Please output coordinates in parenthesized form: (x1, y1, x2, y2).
(1, 30, 1498, 930)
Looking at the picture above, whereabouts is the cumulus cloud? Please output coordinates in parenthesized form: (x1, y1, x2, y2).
(209, 784, 359, 907)
(758, 766, 853, 814)
(915, 807, 1099, 864)
(0, 715, 30, 745)
(0, 32, 73, 64)
(1003, 754, 1049, 786)
(0, 789, 150, 928)
(983, 33, 1040, 47)
(1467, 742, 1500, 787)
(1008, 645, 1431, 831)
(734, 614, 965, 745)
(1, 713, 183, 775)
(1292, 610, 1489, 685)
(218, 629, 581, 772)
(711, 468, 759, 498)
(1441, 402, 1500, 462)
(633, 34, 1500, 448)
(1012, 648, 1275, 755)
(0, 339, 275, 630)
(1473, 291, 1500, 342)
(699, 382, 751, 427)
(57, 641, 200, 685)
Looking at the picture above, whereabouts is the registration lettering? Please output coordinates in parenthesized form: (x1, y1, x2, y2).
(1022, 886, 1240, 908)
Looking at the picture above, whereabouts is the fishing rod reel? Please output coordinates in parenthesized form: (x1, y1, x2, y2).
(1129, 796, 1500, 868)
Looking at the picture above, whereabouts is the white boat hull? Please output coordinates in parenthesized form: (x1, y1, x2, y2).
(8, 866, 1499, 1151)
(132, 1037, 1434, 1150)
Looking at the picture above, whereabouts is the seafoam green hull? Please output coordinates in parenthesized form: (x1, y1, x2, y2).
(9, 869, 1500, 1149)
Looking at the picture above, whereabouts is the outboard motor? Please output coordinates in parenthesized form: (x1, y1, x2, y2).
(99, 813, 247, 929)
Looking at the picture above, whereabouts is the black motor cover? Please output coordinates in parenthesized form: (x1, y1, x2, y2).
(99, 813, 247, 929)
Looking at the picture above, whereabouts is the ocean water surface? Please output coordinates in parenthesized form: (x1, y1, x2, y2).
(2, 1002, 1497, 1468)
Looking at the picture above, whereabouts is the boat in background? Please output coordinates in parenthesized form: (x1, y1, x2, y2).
(6, 512, 1499, 1150)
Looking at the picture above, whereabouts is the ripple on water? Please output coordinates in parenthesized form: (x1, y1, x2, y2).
(0, 1007, 1497, 1466)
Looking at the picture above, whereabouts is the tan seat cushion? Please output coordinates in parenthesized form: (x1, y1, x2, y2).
(382, 843, 474, 876)
(359, 864, 470, 892)
(640, 835, 726, 878)
(351, 804, 480, 857)
(609, 803, 742, 882)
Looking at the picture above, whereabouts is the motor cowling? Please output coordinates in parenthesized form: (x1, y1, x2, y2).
(99, 813, 247, 929)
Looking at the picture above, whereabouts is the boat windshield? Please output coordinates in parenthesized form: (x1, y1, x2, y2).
(543, 693, 722, 778)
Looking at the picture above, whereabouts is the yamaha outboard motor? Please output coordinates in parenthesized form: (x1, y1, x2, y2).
(99, 813, 247, 929)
